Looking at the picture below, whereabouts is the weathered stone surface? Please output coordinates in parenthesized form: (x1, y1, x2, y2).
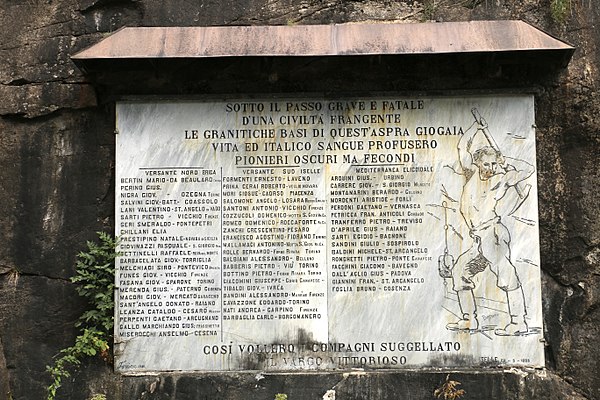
(0, 275, 82, 399)
(0, 83, 97, 118)
(114, 370, 591, 399)
(0, 0, 599, 399)
(0, 110, 115, 279)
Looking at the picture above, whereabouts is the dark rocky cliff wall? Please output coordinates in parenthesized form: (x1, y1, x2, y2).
(0, 1, 599, 399)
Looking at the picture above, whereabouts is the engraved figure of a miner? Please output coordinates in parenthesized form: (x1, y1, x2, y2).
(447, 109, 535, 336)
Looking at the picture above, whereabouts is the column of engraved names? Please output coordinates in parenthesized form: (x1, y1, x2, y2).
(170, 167, 222, 338)
(117, 176, 163, 338)
(221, 172, 278, 322)
(375, 167, 430, 293)
(221, 168, 327, 322)
(328, 168, 429, 293)
(116, 168, 222, 339)
(328, 172, 373, 293)
(281, 167, 327, 322)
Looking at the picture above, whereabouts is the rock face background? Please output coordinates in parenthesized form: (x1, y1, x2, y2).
(0, 1, 599, 399)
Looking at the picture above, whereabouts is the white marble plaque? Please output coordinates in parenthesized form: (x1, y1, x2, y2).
(115, 95, 544, 373)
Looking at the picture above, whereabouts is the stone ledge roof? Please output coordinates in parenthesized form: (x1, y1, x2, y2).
(72, 21, 574, 62)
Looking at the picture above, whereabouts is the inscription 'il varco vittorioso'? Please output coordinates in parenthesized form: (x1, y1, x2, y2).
(114, 96, 544, 372)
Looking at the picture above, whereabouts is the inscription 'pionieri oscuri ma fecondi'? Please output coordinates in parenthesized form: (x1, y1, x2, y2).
(114, 95, 544, 373)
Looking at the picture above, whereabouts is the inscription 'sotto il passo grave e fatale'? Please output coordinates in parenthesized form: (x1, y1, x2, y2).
(115, 96, 544, 373)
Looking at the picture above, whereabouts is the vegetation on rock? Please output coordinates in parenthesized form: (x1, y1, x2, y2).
(46, 232, 118, 400)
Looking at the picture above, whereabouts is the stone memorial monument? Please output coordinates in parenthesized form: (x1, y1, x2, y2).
(4, 5, 599, 396)
(115, 95, 543, 372)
